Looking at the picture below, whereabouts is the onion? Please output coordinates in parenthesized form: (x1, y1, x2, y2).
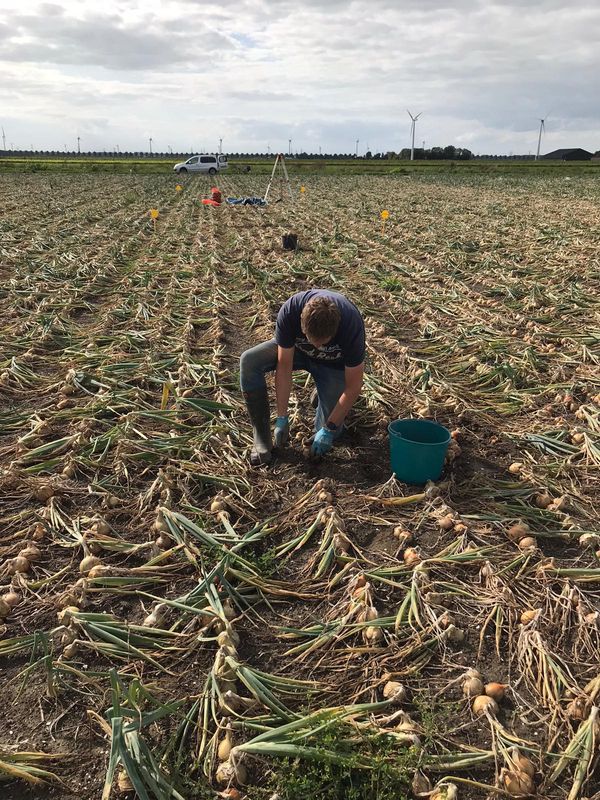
(218, 727, 233, 761)
(362, 625, 383, 644)
(220, 790, 243, 800)
(534, 492, 553, 509)
(217, 628, 240, 648)
(508, 462, 523, 474)
(318, 490, 333, 503)
(62, 462, 76, 478)
(445, 624, 465, 644)
(211, 498, 226, 514)
(1, 590, 21, 609)
(431, 783, 458, 800)
(520, 609, 539, 625)
(79, 555, 101, 574)
(403, 547, 422, 567)
(463, 675, 484, 697)
(518, 537, 537, 551)
(501, 768, 535, 797)
(92, 519, 111, 536)
(19, 543, 41, 562)
(382, 680, 406, 704)
(0, 598, 11, 618)
(507, 523, 529, 541)
(30, 522, 46, 541)
(438, 514, 455, 531)
(117, 769, 134, 794)
(472, 695, 498, 716)
(567, 695, 591, 720)
(87, 564, 113, 578)
(7, 556, 30, 574)
(510, 748, 535, 779)
(485, 682, 508, 701)
(393, 526, 412, 543)
(62, 642, 79, 659)
(360, 605, 379, 622)
(579, 533, 600, 549)
(34, 485, 55, 503)
(57, 605, 79, 624)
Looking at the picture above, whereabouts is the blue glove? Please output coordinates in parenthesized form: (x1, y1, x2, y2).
(311, 426, 334, 457)
(274, 416, 289, 447)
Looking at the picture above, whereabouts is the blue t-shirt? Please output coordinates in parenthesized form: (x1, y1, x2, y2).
(275, 290, 365, 370)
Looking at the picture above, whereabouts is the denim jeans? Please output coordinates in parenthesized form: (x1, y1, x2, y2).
(240, 339, 346, 436)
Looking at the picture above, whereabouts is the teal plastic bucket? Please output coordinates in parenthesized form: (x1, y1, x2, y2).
(388, 418, 451, 484)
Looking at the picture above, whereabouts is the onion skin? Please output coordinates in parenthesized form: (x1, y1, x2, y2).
(79, 555, 101, 575)
(383, 680, 406, 704)
(507, 523, 529, 541)
(463, 676, 484, 697)
(472, 695, 499, 716)
(485, 682, 508, 701)
(501, 767, 536, 797)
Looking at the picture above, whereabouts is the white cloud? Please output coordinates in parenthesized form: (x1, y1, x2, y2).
(0, 0, 598, 154)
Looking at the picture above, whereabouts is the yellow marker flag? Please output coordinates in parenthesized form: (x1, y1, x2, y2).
(150, 208, 159, 219)
(380, 210, 389, 220)
(300, 185, 306, 193)
(176, 184, 183, 192)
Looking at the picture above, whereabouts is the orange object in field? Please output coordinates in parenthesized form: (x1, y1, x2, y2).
(210, 187, 222, 204)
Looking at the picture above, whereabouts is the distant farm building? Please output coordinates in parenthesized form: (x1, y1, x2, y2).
(542, 148, 593, 161)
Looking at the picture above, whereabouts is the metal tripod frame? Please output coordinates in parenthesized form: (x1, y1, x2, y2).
(263, 153, 294, 203)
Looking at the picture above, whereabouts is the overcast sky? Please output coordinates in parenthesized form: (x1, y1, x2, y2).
(0, 0, 598, 156)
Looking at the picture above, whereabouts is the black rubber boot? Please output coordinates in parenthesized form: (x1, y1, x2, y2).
(243, 388, 272, 466)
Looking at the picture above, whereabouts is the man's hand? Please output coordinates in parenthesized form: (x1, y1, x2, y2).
(311, 427, 334, 457)
(274, 416, 289, 447)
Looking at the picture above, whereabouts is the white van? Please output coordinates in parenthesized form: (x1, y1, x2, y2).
(173, 154, 228, 175)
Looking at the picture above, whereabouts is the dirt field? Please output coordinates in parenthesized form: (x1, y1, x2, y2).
(0, 171, 598, 800)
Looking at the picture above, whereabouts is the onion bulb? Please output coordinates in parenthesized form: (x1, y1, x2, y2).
(501, 768, 535, 797)
(462, 675, 484, 697)
(431, 783, 458, 800)
(534, 492, 553, 509)
(472, 695, 498, 716)
(19, 543, 41, 562)
(217, 726, 233, 761)
(518, 537, 537, 551)
(87, 564, 113, 578)
(210, 498, 226, 514)
(438, 514, 455, 531)
(445, 624, 465, 644)
(217, 628, 240, 648)
(509, 748, 535, 779)
(0, 598, 11, 618)
(393, 526, 412, 543)
(79, 555, 101, 574)
(1, 590, 21, 609)
(382, 680, 406, 704)
(507, 523, 529, 541)
(567, 695, 591, 720)
(579, 533, 600, 549)
(62, 642, 79, 659)
(508, 462, 523, 474)
(403, 547, 422, 567)
(485, 682, 508, 701)
(117, 769, 134, 794)
(362, 625, 383, 644)
(7, 556, 30, 574)
(520, 609, 539, 625)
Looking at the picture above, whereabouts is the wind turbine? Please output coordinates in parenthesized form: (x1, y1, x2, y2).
(2, 126, 6, 151)
(407, 110, 422, 161)
(535, 116, 547, 161)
